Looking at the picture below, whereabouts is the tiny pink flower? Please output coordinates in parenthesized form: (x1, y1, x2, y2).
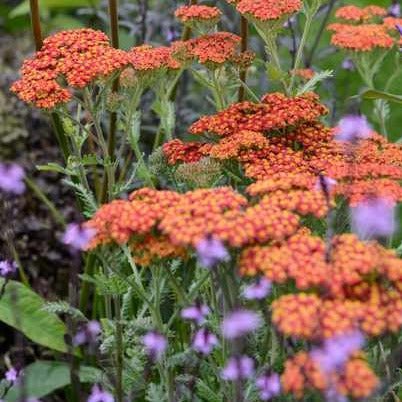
(142, 331, 167, 361)
(335, 115, 371, 142)
(73, 320, 101, 346)
(0, 163, 25, 195)
(181, 303, 210, 325)
(221, 356, 255, 381)
(192, 328, 218, 355)
(196, 236, 229, 269)
(243, 278, 272, 300)
(256, 372, 281, 401)
(311, 331, 365, 374)
(5, 367, 19, 383)
(62, 223, 96, 251)
(221, 309, 261, 339)
(0, 260, 17, 278)
(87, 384, 114, 402)
(351, 197, 397, 239)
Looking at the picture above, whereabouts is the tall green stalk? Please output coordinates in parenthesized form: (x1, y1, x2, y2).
(238, 16, 249, 102)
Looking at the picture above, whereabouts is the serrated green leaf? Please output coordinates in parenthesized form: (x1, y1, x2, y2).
(196, 380, 222, 402)
(0, 279, 67, 353)
(36, 163, 73, 175)
(5, 361, 101, 401)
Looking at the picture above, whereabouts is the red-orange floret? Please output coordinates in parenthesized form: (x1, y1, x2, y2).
(85, 199, 160, 247)
(163, 139, 212, 165)
(291, 68, 315, 80)
(335, 5, 386, 21)
(330, 24, 394, 51)
(236, 0, 301, 22)
(175, 32, 241, 65)
(175, 5, 222, 23)
(11, 28, 128, 108)
(189, 92, 327, 136)
(281, 352, 378, 400)
(209, 130, 269, 159)
(127, 45, 181, 72)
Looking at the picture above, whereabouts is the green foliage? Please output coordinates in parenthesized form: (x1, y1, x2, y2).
(4, 361, 101, 401)
(42, 300, 87, 321)
(0, 279, 67, 353)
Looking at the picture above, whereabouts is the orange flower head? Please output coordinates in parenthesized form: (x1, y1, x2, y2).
(330, 24, 394, 51)
(163, 139, 212, 165)
(175, 5, 222, 25)
(127, 45, 181, 72)
(236, 0, 302, 22)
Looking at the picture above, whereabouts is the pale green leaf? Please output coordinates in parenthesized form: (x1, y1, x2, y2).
(0, 279, 67, 353)
(5, 361, 101, 401)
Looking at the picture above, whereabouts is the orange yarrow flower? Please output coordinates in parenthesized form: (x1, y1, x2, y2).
(236, 0, 302, 22)
(175, 5, 222, 23)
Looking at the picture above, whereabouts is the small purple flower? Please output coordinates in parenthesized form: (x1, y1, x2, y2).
(397, 24, 402, 35)
(87, 384, 114, 402)
(0, 260, 17, 278)
(341, 58, 355, 71)
(196, 236, 229, 269)
(192, 328, 218, 355)
(325, 387, 349, 402)
(0, 163, 25, 195)
(256, 372, 281, 401)
(62, 223, 96, 251)
(181, 303, 210, 325)
(73, 320, 101, 346)
(315, 176, 337, 194)
(221, 355, 255, 381)
(335, 115, 371, 142)
(389, 3, 401, 17)
(142, 331, 167, 361)
(5, 367, 20, 383)
(221, 309, 261, 339)
(243, 278, 272, 300)
(311, 331, 365, 374)
(350, 197, 397, 239)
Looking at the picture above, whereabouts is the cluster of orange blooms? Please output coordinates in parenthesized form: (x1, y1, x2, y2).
(232, 0, 302, 22)
(11, 29, 127, 108)
(174, 5, 222, 24)
(281, 351, 379, 400)
(328, 5, 401, 51)
(12, 28, 242, 108)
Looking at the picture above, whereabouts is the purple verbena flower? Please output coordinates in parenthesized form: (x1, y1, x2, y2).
(87, 385, 114, 402)
(221, 309, 261, 339)
(0, 163, 25, 195)
(73, 320, 101, 346)
(62, 223, 96, 251)
(256, 372, 281, 401)
(350, 197, 397, 239)
(335, 115, 371, 142)
(142, 331, 167, 361)
(196, 236, 229, 269)
(192, 328, 218, 355)
(341, 58, 355, 71)
(325, 387, 349, 402)
(221, 355, 255, 381)
(311, 331, 365, 374)
(389, 3, 401, 17)
(397, 24, 402, 35)
(0, 260, 17, 278)
(181, 303, 210, 325)
(5, 367, 19, 383)
(243, 278, 272, 300)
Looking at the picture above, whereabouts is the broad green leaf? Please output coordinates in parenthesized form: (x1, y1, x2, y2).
(9, 0, 99, 18)
(361, 89, 402, 105)
(5, 361, 101, 401)
(0, 279, 67, 353)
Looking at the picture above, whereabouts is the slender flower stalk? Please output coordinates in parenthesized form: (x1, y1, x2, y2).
(238, 16, 249, 101)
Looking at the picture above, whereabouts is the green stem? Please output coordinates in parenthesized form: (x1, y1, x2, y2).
(238, 16, 249, 102)
(289, 9, 315, 92)
(114, 296, 124, 402)
(25, 177, 66, 226)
